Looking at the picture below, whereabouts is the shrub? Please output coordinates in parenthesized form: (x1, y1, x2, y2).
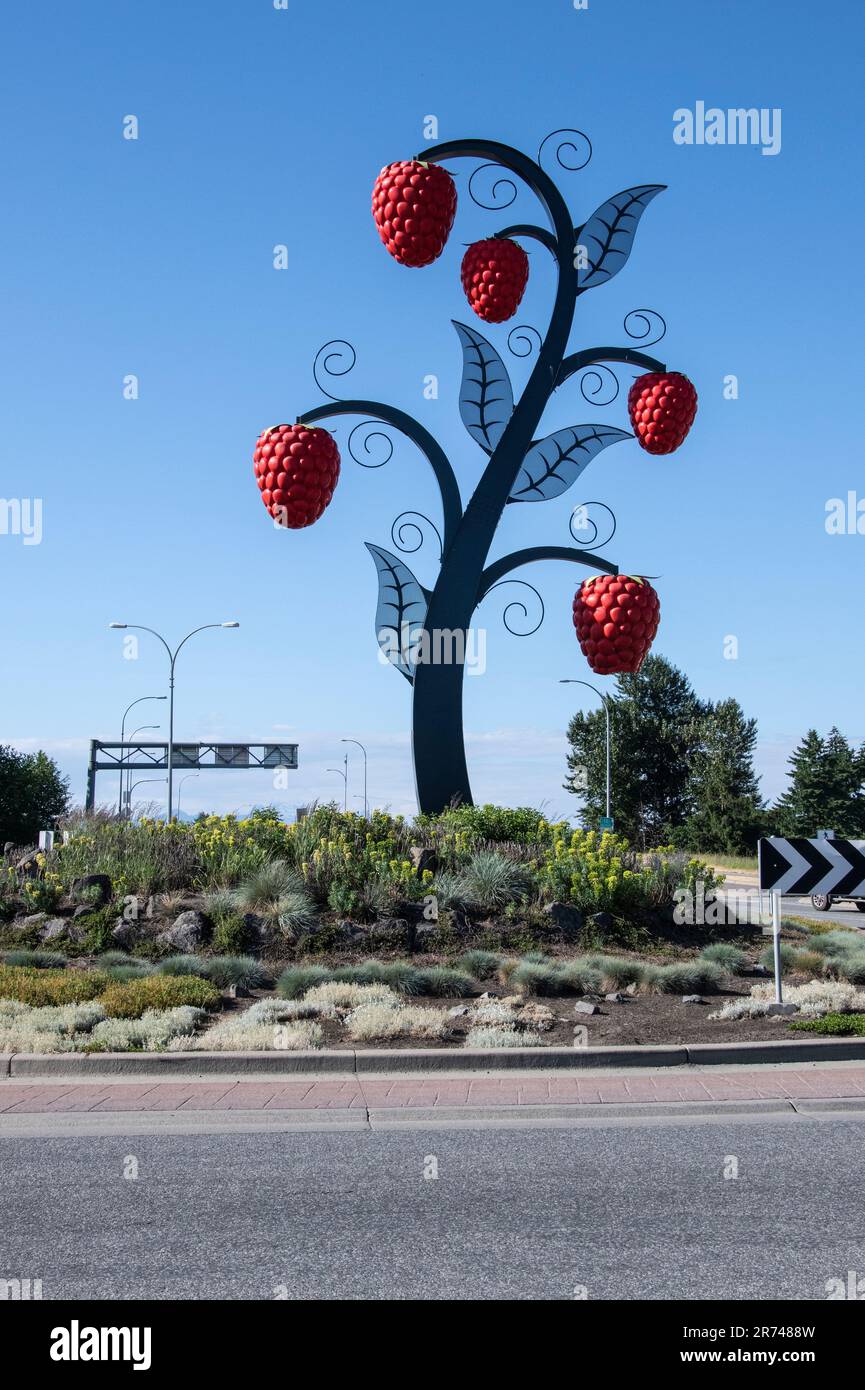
(827, 953, 865, 986)
(465, 1025, 545, 1048)
(96, 951, 136, 967)
(276, 964, 331, 999)
(303, 981, 398, 1010)
(653, 960, 726, 995)
(456, 950, 503, 980)
(201, 955, 272, 990)
(0, 1000, 107, 1053)
(699, 943, 750, 974)
(583, 954, 654, 991)
(710, 980, 865, 1021)
(3, 949, 67, 970)
(99, 974, 221, 1018)
(759, 944, 826, 976)
(177, 1018, 322, 1052)
(104, 963, 157, 982)
(345, 1001, 451, 1042)
(0, 967, 110, 1007)
(232, 859, 302, 910)
(556, 959, 606, 994)
(791, 1012, 865, 1037)
(89, 1006, 206, 1052)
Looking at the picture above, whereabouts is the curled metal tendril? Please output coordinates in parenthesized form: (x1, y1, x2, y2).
(569, 501, 617, 552)
(312, 338, 357, 401)
(578, 364, 620, 407)
(624, 309, 667, 349)
(537, 128, 593, 174)
(468, 163, 518, 211)
(348, 421, 394, 470)
(485, 579, 545, 637)
(507, 324, 542, 359)
(391, 510, 443, 560)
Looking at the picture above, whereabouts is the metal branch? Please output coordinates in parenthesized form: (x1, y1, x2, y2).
(298, 399, 462, 554)
(493, 223, 558, 257)
(477, 545, 617, 603)
(556, 346, 666, 389)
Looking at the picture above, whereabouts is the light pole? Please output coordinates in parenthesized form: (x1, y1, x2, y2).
(126, 777, 168, 820)
(119, 695, 166, 815)
(176, 773, 199, 821)
(560, 678, 612, 826)
(109, 621, 239, 820)
(341, 738, 368, 817)
(326, 754, 348, 811)
(124, 723, 161, 818)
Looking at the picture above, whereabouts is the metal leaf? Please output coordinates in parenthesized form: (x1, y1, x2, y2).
(576, 185, 664, 290)
(453, 320, 514, 453)
(365, 543, 428, 684)
(508, 425, 631, 502)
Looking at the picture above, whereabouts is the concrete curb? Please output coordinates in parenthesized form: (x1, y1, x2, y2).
(7, 1035, 865, 1077)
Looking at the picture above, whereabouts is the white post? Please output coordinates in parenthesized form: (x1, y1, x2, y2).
(771, 891, 783, 1004)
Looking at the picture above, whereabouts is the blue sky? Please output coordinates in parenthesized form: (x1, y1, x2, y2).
(1, 0, 863, 821)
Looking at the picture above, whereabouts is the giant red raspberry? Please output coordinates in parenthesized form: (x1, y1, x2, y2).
(460, 237, 529, 323)
(627, 372, 697, 455)
(372, 160, 457, 267)
(253, 423, 340, 529)
(572, 575, 660, 676)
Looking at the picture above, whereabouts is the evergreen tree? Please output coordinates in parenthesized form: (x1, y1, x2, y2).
(564, 655, 706, 847)
(775, 728, 865, 836)
(675, 698, 765, 852)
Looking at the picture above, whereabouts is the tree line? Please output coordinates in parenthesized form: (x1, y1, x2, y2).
(565, 656, 865, 852)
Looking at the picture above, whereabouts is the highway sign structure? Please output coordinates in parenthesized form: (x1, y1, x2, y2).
(85, 740, 298, 812)
(758, 836, 865, 899)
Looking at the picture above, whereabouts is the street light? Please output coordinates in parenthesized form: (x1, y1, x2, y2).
(124, 723, 161, 818)
(341, 738, 368, 817)
(109, 621, 239, 820)
(326, 754, 348, 812)
(126, 777, 168, 820)
(560, 678, 612, 825)
(176, 773, 199, 821)
(119, 694, 166, 815)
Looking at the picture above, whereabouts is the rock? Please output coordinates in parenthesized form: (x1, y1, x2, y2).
(543, 901, 584, 938)
(605, 991, 628, 1004)
(588, 911, 614, 931)
(625, 982, 639, 996)
(111, 917, 138, 948)
(4, 841, 16, 855)
(18, 912, 47, 930)
(408, 846, 437, 877)
(226, 982, 250, 999)
(72, 903, 99, 920)
(478, 990, 501, 1000)
(751, 964, 771, 976)
(575, 1000, 599, 1016)
(159, 909, 212, 953)
(365, 917, 414, 951)
(448, 1005, 470, 1017)
(71, 873, 112, 907)
(766, 1002, 798, 1016)
(411, 922, 438, 950)
(15, 850, 42, 878)
(682, 994, 703, 1005)
(38, 917, 71, 942)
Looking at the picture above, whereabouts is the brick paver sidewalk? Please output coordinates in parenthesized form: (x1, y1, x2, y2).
(2, 1065, 865, 1115)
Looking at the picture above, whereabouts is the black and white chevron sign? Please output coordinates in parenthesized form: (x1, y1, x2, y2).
(759, 836, 865, 897)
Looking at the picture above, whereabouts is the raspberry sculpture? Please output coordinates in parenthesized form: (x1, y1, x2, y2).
(460, 237, 529, 323)
(572, 574, 660, 675)
(627, 372, 698, 455)
(253, 423, 340, 529)
(371, 160, 457, 267)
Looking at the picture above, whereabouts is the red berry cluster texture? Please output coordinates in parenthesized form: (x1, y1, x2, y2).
(572, 575, 661, 676)
(627, 372, 698, 455)
(253, 424, 340, 529)
(371, 160, 457, 267)
(460, 238, 529, 323)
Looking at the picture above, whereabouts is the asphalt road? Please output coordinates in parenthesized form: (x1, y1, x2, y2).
(716, 870, 865, 929)
(2, 1117, 865, 1300)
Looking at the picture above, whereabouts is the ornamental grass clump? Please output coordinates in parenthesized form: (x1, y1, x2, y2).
(3, 949, 67, 970)
(276, 964, 331, 999)
(158, 954, 207, 977)
(200, 955, 272, 990)
(582, 954, 653, 991)
(699, 943, 750, 975)
(456, 950, 503, 980)
(652, 960, 726, 995)
(410, 966, 476, 997)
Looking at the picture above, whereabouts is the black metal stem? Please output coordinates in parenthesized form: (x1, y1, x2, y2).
(477, 545, 617, 604)
(556, 345, 665, 389)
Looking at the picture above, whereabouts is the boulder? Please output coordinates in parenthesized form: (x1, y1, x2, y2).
(18, 912, 48, 930)
(682, 994, 703, 1005)
(71, 873, 112, 907)
(543, 902, 584, 938)
(111, 917, 138, 948)
(365, 917, 414, 951)
(587, 911, 614, 931)
(159, 909, 212, 953)
(408, 846, 437, 877)
(15, 850, 41, 878)
(448, 1005, 470, 1018)
(38, 917, 72, 942)
(574, 1000, 599, 1016)
(605, 991, 628, 1004)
